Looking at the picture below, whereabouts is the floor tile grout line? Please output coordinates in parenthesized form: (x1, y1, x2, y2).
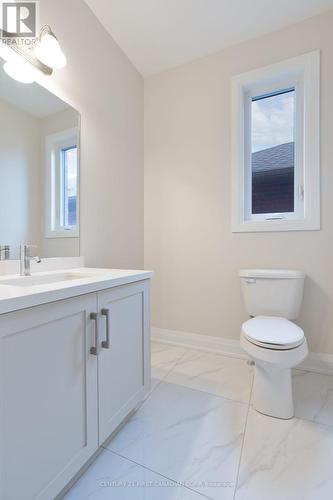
(102, 446, 214, 500)
(100, 349, 251, 498)
(66, 343, 333, 498)
(152, 342, 254, 380)
(146, 348, 189, 403)
(133, 348, 191, 418)
(143, 377, 163, 404)
(151, 340, 249, 363)
(142, 346, 188, 406)
(232, 367, 255, 500)
(132, 347, 252, 474)
(144, 344, 333, 498)
(290, 413, 333, 431)
(152, 343, 255, 405)
(152, 344, 189, 378)
(159, 378, 252, 407)
(147, 346, 192, 401)
(153, 341, 333, 378)
(249, 376, 333, 431)
(154, 345, 333, 430)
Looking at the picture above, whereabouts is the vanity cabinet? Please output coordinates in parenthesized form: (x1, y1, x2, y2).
(0, 280, 151, 500)
(97, 282, 150, 443)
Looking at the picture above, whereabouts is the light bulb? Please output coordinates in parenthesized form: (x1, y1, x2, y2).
(3, 60, 37, 83)
(35, 33, 67, 69)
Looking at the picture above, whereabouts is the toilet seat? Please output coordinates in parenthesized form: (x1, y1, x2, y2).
(242, 316, 305, 350)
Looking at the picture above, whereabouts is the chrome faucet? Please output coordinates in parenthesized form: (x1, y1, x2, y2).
(0, 245, 10, 260)
(20, 245, 42, 276)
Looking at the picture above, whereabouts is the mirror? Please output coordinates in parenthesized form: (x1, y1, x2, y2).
(0, 60, 80, 260)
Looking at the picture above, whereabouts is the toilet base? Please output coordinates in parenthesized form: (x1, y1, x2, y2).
(253, 363, 294, 419)
(240, 334, 308, 420)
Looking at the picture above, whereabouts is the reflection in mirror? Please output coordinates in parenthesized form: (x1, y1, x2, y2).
(0, 59, 80, 259)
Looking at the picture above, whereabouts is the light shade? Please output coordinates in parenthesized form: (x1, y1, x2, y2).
(3, 60, 38, 83)
(35, 33, 67, 69)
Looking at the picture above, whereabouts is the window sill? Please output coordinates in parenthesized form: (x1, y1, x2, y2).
(232, 218, 320, 233)
(45, 230, 80, 239)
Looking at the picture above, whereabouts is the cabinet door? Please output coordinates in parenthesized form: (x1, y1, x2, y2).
(0, 294, 98, 500)
(97, 281, 151, 444)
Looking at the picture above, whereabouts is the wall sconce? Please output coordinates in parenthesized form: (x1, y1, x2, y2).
(0, 24, 66, 84)
(35, 25, 67, 69)
(3, 58, 38, 83)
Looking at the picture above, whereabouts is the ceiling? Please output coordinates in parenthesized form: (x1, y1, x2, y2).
(85, 0, 333, 76)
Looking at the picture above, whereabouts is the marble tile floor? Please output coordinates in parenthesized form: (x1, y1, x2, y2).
(64, 342, 333, 500)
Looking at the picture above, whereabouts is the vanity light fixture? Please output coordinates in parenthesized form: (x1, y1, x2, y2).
(0, 24, 66, 84)
(34, 25, 67, 69)
(3, 59, 39, 84)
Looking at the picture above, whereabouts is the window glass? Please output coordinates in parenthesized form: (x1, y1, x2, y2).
(61, 145, 78, 227)
(251, 89, 295, 215)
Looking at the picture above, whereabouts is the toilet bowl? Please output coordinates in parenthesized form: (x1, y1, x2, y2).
(241, 316, 308, 419)
(239, 269, 308, 419)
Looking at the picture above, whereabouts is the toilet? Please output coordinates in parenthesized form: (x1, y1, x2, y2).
(239, 269, 308, 419)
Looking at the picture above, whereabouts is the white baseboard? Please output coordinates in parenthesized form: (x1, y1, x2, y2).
(152, 327, 333, 375)
(152, 327, 248, 360)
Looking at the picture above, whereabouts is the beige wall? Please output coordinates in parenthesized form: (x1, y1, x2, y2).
(145, 11, 333, 354)
(39, 0, 144, 269)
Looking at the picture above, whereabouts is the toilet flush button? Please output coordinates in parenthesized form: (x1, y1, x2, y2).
(245, 278, 256, 284)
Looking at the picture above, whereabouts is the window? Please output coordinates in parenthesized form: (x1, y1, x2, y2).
(231, 51, 320, 232)
(61, 146, 78, 228)
(45, 128, 79, 238)
(251, 89, 295, 216)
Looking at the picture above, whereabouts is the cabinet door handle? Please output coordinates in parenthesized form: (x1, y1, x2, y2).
(90, 312, 99, 355)
(101, 308, 110, 349)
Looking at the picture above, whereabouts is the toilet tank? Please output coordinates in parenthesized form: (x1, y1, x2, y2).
(239, 269, 306, 320)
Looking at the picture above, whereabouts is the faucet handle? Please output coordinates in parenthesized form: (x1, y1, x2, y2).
(20, 244, 42, 276)
(21, 244, 37, 253)
(20, 244, 40, 261)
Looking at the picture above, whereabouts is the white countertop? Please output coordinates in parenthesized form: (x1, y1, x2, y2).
(0, 268, 153, 315)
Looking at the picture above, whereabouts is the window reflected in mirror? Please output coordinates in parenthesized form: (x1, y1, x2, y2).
(62, 145, 78, 229)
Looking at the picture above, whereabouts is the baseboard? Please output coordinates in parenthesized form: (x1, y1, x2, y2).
(152, 327, 333, 375)
(152, 327, 247, 360)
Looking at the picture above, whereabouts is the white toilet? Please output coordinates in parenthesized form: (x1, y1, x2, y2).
(239, 269, 308, 419)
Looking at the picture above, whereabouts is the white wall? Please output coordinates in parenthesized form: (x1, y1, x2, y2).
(41, 107, 78, 136)
(0, 99, 41, 259)
(40, 107, 80, 258)
(145, 11, 333, 354)
(39, 0, 144, 269)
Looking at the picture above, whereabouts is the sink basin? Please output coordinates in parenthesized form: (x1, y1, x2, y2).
(0, 273, 94, 287)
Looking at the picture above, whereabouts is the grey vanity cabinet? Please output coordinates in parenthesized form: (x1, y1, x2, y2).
(0, 293, 98, 500)
(97, 281, 151, 444)
(0, 280, 151, 500)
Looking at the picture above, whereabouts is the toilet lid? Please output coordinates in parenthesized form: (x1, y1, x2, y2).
(242, 316, 305, 350)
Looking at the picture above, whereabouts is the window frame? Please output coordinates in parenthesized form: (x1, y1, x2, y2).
(45, 127, 80, 239)
(231, 51, 320, 232)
